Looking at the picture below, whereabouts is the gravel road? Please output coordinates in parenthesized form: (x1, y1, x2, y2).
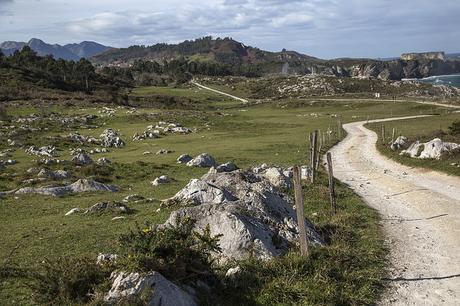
(329, 115, 460, 305)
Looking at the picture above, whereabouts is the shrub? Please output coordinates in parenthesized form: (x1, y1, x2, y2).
(117, 217, 222, 283)
(31, 257, 110, 305)
(448, 120, 460, 136)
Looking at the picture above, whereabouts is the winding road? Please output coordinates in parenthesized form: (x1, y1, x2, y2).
(329, 114, 460, 305)
(191, 81, 249, 103)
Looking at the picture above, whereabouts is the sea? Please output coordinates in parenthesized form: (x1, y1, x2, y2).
(417, 73, 460, 88)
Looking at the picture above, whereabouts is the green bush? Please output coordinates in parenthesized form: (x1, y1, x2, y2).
(117, 217, 222, 283)
(31, 257, 110, 305)
(448, 120, 460, 136)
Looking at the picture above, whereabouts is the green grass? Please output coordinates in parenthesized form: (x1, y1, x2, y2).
(367, 111, 460, 176)
(0, 84, 454, 305)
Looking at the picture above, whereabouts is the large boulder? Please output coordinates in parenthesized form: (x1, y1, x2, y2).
(186, 153, 217, 168)
(15, 179, 118, 197)
(100, 129, 125, 148)
(105, 271, 197, 306)
(401, 138, 460, 160)
(163, 170, 322, 261)
(390, 136, 409, 151)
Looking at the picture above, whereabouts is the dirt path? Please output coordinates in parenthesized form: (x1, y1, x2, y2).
(329, 114, 460, 305)
(191, 81, 249, 103)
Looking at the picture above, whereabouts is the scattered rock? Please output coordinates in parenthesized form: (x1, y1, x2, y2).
(96, 253, 118, 265)
(25, 145, 57, 157)
(85, 201, 132, 214)
(100, 129, 125, 148)
(133, 131, 160, 141)
(163, 169, 322, 261)
(15, 179, 119, 197)
(123, 194, 145, 203)
(177, 154, 193, 164)
(151, 175, 170, 186)
(111, 216, 126, 221)
(143, 151, 152, 155)
(186, 153, 217, 168)
(105, 271, 197, 306)
(390, 136, 409, 151)
(72, 152, 93, 165)
(37, 169, 71, 180)
(65, 208, 81, 216)
(97, 157, 111, 165)
(156, 149, 172, 155)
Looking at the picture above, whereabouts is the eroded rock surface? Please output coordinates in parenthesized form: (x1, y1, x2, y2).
(105, 271, 197, 306)
(163, 169, 322, 261)
(15, 179, 118, 196)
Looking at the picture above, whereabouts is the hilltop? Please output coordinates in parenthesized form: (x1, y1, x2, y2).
(91, 37, 460, 81)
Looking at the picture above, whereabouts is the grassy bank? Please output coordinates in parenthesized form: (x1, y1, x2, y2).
(367, 112, 460, 176)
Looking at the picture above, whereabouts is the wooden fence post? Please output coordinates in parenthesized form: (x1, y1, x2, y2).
(293, 166, 309, 256)
(310, 130, 318, 183)
(391, 128, 396, 143)
(326, 152, 337, 214)
(381, 124, 385, 144)
(316, 141, 322, 171)
(338, 119, 342, 139)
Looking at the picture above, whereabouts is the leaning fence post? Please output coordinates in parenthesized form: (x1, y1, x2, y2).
(326, 152, 337, 214)
(293, 166, 309, 256)
(310, 130, 318, 183)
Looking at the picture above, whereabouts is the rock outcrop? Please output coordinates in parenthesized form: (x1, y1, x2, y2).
(100, 129, 125, 148)
(15, 179, 118, 196)
(105, 271, 197, 306)
(400, 138, 460, 160)
(163, 169, 322, 261)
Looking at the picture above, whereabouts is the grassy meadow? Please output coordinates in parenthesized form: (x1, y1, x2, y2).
(0, 84, 455, 305)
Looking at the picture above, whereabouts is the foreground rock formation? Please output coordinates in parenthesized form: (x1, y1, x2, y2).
(163, 167, 322, 261)
(105, 271, 197, 306)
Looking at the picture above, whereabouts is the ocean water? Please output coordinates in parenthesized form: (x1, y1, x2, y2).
(418, 73, 460, 88)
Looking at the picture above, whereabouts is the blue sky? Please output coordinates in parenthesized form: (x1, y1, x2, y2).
(0, 0, 459, 59)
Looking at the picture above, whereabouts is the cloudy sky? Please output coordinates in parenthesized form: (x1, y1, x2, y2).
(0, 0, 459, 59)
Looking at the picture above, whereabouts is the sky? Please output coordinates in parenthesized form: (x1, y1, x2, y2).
(0, 0, 459, 59)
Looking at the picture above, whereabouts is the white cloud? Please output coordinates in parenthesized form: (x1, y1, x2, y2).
(0, 0, 459, 58)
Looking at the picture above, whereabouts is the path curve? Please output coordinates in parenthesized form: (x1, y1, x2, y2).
(191, 81, 249, 103)
(329, 114, 460, 305)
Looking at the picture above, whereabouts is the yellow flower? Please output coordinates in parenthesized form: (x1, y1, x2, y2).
(142, 228, 151, 234)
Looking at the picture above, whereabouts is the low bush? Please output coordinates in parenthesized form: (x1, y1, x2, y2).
(117, 217, 222, 283)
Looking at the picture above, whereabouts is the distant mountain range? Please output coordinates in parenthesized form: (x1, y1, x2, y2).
(0, 38, 112, 60)
(1, 37, 460, 80)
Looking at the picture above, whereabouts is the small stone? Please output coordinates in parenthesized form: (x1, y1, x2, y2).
(112, 216, 126, 221)
(152, 175, 170, 186)
(65, 208, 81, 216)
